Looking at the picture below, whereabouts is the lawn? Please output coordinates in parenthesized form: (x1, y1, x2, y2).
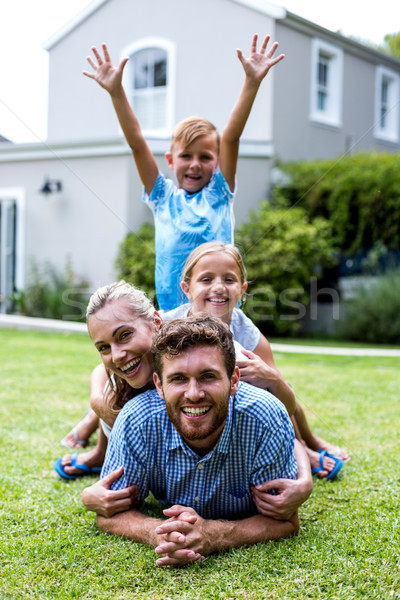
(0, 329, 399, 600)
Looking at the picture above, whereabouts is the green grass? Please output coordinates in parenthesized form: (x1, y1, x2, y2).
(0, 329, 399, 599)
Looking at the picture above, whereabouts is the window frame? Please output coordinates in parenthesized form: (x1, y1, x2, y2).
(121, 38, 176, 138)
(374, 65, 400, 143)
(310, 38, 343, 128)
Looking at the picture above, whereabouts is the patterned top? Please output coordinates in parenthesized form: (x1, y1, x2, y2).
(101, 381, 296, 519)
(143, 167, 235, 311)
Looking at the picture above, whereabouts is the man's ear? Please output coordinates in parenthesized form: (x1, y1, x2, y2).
(165, 152, 174, 170)
(180, 280, 192, 301)
(230, 366, 240, 396)
(153, 372, 164, 399)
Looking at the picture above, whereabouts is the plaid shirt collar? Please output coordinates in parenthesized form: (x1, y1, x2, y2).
(168, 395, 234, 457)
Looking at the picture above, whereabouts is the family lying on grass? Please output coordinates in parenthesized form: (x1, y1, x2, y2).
(54, 35, 349, 566)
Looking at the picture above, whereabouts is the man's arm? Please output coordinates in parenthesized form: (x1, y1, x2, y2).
(219, 34, 285, 192)
(83, 44, 159, 194)
(154, 505, 299, 567)
(251, 440, 313, 520)
(97, 507, 204, 565)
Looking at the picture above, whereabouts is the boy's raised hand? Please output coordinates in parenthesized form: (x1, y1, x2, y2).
(83, 43, 128, 95)
(236, 34, 285, 83)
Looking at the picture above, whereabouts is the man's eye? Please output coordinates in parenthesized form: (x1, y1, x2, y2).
(98, 345, 109, 353)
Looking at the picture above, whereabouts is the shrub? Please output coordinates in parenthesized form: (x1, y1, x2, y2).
(275, 153, 400, 257)
(235, 198, 335, 335)
(114, 222, 157, 307)
(338, 268, 400, 344)
(12, 259, 89, 321)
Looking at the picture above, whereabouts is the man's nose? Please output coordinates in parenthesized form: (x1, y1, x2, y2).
(184, 378, 205, 402)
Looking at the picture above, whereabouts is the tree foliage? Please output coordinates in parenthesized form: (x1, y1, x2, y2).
(235, 199, 335, 335)
(114, 222, 158, 307)
(275, 153, 400, 257)
(381, 31, 400, 58)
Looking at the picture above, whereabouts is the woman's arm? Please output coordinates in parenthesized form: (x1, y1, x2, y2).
(236, 333, 296, 415)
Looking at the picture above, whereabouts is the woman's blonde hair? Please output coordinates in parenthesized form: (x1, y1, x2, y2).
(86, 280, 154, 321)
(86, 280, 155, 417)
(182, 242, 247, 287)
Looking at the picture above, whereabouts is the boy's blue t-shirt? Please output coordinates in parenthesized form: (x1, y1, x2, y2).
(143, 167, 235, 311)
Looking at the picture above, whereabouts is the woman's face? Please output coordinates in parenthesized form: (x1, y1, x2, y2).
(181, 251, 247, 324)
(88, 298, 161, 389)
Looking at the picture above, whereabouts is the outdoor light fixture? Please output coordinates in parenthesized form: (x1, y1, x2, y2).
(39, 178, 63, 195)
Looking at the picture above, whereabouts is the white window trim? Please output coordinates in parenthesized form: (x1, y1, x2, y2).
(0, 188, 25, 298)
(121, 37, 176, 138)
(374, 65, 400, 143)
(310, 38, 343, 128)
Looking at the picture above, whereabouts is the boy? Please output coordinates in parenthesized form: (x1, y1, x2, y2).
(84, 35, 284, 310)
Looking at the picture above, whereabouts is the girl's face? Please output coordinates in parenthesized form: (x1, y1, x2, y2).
(88, 298, 162, 389)
(181, 251, 247, 324)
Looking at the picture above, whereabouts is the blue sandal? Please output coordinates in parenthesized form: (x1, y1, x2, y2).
(312, 449, 343, 481)
(54, 452, 102, 480)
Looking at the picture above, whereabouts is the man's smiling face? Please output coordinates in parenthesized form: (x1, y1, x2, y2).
(153, 344, 239, 455)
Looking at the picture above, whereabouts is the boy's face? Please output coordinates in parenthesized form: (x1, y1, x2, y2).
(165, 134, 219, 194)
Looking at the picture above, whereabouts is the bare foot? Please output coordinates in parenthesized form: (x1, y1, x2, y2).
(61, 409, 99, 449)
(306, 447, 337, 479)
(312, 437, 350, 462)
(61, 449, 103, 477)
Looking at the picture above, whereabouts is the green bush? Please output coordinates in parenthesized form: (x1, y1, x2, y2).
(338, 269, 400, 344)
(114, 222, 157, 307)
(12, 259, 89, 321)
(275, 153, 400, 256)
(236, 198, 335, 335)
(115, 208, 334, 335)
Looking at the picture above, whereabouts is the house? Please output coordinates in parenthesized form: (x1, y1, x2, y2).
(0, 0, 399, 315)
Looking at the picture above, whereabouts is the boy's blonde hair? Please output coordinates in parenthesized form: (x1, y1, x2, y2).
(182, 242, 247, 287)
(171, 116, 220, 153)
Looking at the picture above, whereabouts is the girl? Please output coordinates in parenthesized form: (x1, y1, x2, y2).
(166, 241, 348, 479)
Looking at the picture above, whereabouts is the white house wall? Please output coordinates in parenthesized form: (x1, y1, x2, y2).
(46, 0, 276, 145)
(0, 148, 130, 290)
(274, 20, 400, 161)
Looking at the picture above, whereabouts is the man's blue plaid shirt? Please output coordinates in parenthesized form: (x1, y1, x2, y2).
(101, 381, 297, 519)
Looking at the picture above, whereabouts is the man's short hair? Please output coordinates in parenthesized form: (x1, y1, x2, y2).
(152, 313, 236, 381)
(171, 116, 220, 153)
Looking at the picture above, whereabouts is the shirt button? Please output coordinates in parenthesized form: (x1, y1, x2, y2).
(194, 496, 200, 502)
(197, 463, 204, 470)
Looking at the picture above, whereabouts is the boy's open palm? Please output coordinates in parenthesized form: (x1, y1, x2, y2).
(237, 34, 285, 83)
(83, 43, 128, 95)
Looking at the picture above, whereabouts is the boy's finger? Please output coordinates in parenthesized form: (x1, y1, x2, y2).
(260, 34, 271, 53)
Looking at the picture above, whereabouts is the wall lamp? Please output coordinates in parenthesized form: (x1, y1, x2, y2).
(39, 178, 63, 195)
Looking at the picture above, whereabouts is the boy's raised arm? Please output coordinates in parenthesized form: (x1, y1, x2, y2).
(219, 34, 285, 192)
(84, 44, 159, 195)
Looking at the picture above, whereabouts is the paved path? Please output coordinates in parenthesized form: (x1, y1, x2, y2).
(1, 314, 399, 357)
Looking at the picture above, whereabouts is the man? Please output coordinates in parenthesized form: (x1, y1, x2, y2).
(97, 314, 299, 567)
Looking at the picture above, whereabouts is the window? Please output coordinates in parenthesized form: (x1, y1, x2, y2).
(374, 66, 399, 143)
(0, 190, 24, 314)
(310, 39, 343, 127)
(122, 39, 175, 136)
